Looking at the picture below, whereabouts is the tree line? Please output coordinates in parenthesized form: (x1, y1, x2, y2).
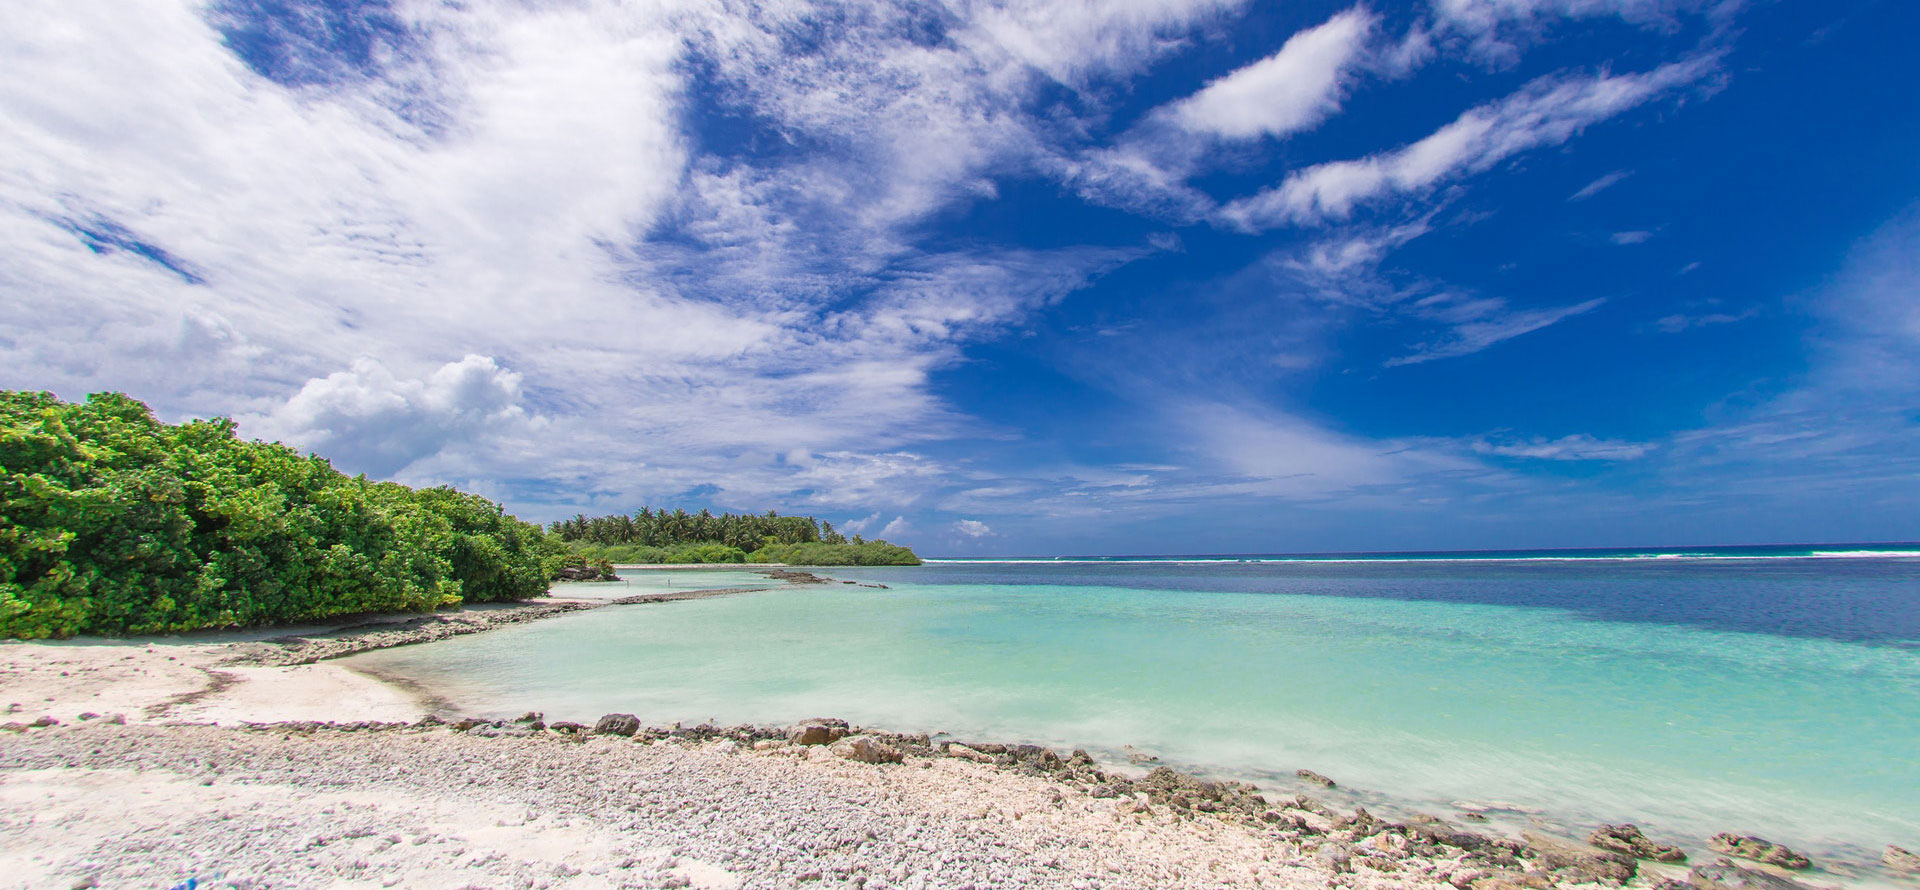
(552, 509, 920, 565)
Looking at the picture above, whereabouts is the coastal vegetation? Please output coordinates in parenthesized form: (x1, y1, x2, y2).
(552, 509, 921, 565)
(1, 391, 561, 639)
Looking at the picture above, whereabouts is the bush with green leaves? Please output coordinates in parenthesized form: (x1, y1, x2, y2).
(748, 541, 922, 566)
(1, 391, 563, 639)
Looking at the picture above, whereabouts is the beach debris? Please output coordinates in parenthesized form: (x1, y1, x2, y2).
(1709, 834, 1813, 870)
(1122, 744, 1160, 764)
(828, 734, 902, 764)
(1523, 830, 1638, 883)
(1687, 859, 1823, 890)
(1589, 823, 1688, 862)
(592, 713, 641, 737)
(1885, 845, 1920, 875)
(1296, 768, 1337, 788)
(787, 720, 849, 746)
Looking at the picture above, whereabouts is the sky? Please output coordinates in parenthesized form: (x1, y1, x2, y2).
(3, 0, 1918, 556)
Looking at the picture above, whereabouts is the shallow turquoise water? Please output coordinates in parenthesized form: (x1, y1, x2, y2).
(352, 560, 1920, 876)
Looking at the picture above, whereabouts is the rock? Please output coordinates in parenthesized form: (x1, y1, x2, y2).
(1407, 823, 1495, 852)
(788, 723, 847, 746)
(1590, 824, 1688, 863)
(548, 721, 587, 734)
(1317, 843, 1352, 873)
(103, 713, 125, 725)
(1469, 870, 1552, 890)
(829, 735, 903, 764)
(29, 716, 59, 727)
(1709, 834, 1812, 870)
(468, 723, 533, 738)
(555, 563, 620, 582)
(1296, 769, 1337, 788)
(593, 713, 641, 737)
(946, 743, 995, 763)
(1688, 859, 1822, 890)
(76, 712, 98, 721)
(1338, 807, 1384, 839)
(1524, 830, 1637, 883)
(513, 711, 543, 724)
(711, 739, 739, 755)
(751, 739, 784, 751)
(1884, 846, 1920, 875)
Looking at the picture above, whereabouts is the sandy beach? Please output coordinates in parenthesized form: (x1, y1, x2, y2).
(0, 578, 1867, 890)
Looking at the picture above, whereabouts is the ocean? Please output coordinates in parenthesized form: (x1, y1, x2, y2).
(346, 545, 1920, 881)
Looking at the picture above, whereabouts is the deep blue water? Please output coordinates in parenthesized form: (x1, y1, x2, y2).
(920, 546, 1920, 644)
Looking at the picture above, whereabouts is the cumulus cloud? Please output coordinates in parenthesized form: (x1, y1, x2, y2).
(954, 519, 995, 538)
(252, 354, 534, 478)
(1219, 56, 1719, 229)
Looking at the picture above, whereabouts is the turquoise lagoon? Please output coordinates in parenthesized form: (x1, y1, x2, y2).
(349, 553, 1920, 879)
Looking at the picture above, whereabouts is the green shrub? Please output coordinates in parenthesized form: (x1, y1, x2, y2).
(0, 391, 561, 638)
(747, 541, 921, 566)
(565, 542, 673, 564)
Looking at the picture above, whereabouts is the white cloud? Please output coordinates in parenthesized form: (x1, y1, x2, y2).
(1219, 56, 1718, 229)
(251, 354, 536, 478)
(1570, 169, 1633, 200)
(1653, 308, 1753, 333)
(1473, 434, 1652, 460)
(1430, 0, 1728, 64)
(1611, 230, 1653, 244)
(0, 0, 1192, 516)
(954, 519, 995, 537)
(1167, 8, 1377, 140)
(957, 0, 1248, 85)
(1387, 297, 1605, 366)
(878, 516, 912, 538)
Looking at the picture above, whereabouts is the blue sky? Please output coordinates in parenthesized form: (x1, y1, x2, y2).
(3, 0, 1917, 555)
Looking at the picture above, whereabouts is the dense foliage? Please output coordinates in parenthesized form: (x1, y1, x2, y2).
(553, 508, 921, 565)
(1, 391, 563, 639)
(551, 508, 827, 551)
(748, 541, 922, 566)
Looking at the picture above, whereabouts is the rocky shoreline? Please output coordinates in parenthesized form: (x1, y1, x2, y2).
(0, 713, 1887, 890)
(219, 569, 824, 667)
(3, 571, 1911, 890)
